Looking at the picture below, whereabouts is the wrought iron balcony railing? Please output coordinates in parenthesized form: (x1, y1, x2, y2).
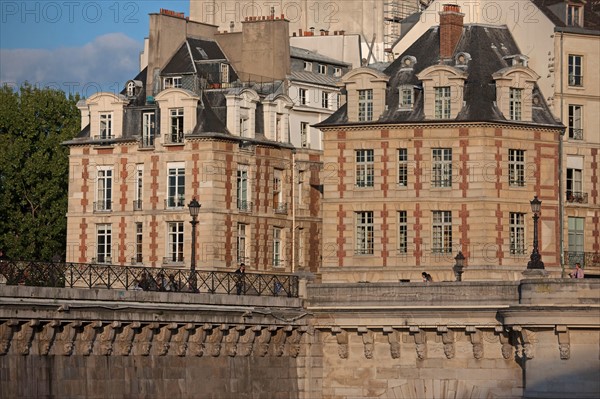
(164, 198, 186, 209)
(0, 260, 299, 297)
(566, 191, 588, 204)
(93, 200, 112, 212)
(568, 128, 583, 140)
(164, 132, 184, 145)
(94, 134, 115, 141)
(237, 200, 253, 213)
(163, 255, 185, 265)
(274, 203, 288, 214)
(133, 200, 142, 211)
(564, 251, 600, 269)
(140, 136, 155, 148)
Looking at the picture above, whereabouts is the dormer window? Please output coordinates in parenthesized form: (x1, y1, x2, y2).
(220, 63, 229, 84)
(567, 4, 582, 26)
(334, 67, 342, 77)
(127, 82, 135, 97)
(400, 55, 417, 71)
(509, 88, 523, 120)
(434, 87, 451, 119)
(358, 89, 374, 121)
(304, 61, 312, 71)
(99, 113, 113, 139)
(318, 64, 327, 74)
(164, 77, 182, 90)
(399, 85, 414, 110)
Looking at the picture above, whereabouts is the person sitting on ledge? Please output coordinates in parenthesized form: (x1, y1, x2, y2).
(422, 272, 433, 283)
(570, 263, 584, 279)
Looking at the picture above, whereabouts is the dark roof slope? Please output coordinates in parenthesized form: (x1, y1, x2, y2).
(320, 24, 561, 128)
(162, 38, 230, 75)
(532, 0, 600, 30)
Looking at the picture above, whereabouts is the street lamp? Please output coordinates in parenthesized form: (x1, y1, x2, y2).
(188, 197, 201, 291)
(453, 251, 465, 281)
(527, 196, 545, 270)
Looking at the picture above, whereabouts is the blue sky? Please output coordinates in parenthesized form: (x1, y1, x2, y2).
(1, 1, 189, 96)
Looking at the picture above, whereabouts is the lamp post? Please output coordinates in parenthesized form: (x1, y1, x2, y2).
(527, 196, 545, 270)
(188, 197, 201, 291)
(453, 251, 465, 281)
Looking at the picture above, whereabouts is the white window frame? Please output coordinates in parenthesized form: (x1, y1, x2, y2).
(299, 88, 307, 105)
(96, 224, 112, 264)
(273, 169, 283, 211)
(96, 166, 113, 211)
(509, 149, 526, 187)
(300, 122, 309, 148)
(134, 222, 143, 263)
(169, 108, 184, 143)
(398, 148, 408, 186)
(399, 86, 413, 110)
(318, 64, 327, 74)
(321, 91, 330, 109)
(297, 170, 304, 207)
(509, 212, 526, 255)
(509, 88, 523, 120)
(163, 76, 182, 89)
(432, 148, 452, 188)
(220, 63, 229, 83)
(432, 211, 452, 254)
(99, 113, 113, 139)
(142, 112, 155, 147)
(356, 149, 374, 188)
(273, 227, 283, 267)
(568, 55, 583, 87)
(166, 221, 184, 263)
(298, 229, 305, 267)
(358, 89, 373, 121)
(434, 86, 451, 119)
(167, 162, 185, 208)
(333, 67, 342, 77)
(303, 61, 312, 71)
(237, 223, 247, 264)
(134, 164, 143, 211)
(568, 104, 583, 140)
(237, 166, 250, 211)
(127, 81, 135, 97)
(398, 211, 407, 253)
(566, 167, 583, 198)
(567, 4, 582, 26)
(355, 211, 374, 255)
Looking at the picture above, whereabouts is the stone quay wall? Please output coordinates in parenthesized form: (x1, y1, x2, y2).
(1, 279, 599, 399)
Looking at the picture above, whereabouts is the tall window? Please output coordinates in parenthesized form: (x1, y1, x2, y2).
(566, 167, 583, 199)
(434, 87, 451, 119)
(299, 88, 307, 105)
(134, 164, 143, 211)
(509, 212, 526, 254)
(99, 113, 113, 139)
(297, 170, 304, 207)
(358, 89, 373, 121)
(142, 112, 155, 147)
(220, 63, 229, 83)
(432, 211, 452, 254)
(399, 86, 413, 109)
(237, 223, 247, 263)
(509, 149, 526, 187)
(321, 92, 330, 109)
(164, 76, 182, 89)
(239, 117, 248, 137)
(567, 5, 582, 26)
(127, 81, 135, 97)
(568, 105, 583, 140)
(300, 122, 309, 148)
(356, 149, 374, 188)
(96, 167, 112, 211)
(432, 148, 452, 188)
(96, 224, 112, 263)
(509, 88, 522, 120)
(275, 114, 282, 142)
(167, 163, 185, 208)
(568, 55, 583, 86)
(298, 229, 305, 267)
(273, 169, 283, 211)
(568, 217, 585, 266)
(167, 222, 184, 263)
(398, 211, 407, 253)
(273, 227, 282, 267)
(237, 167, 250, 211)
(398, 148, 408, 186)
(355, 211, 374, 255)
(170, 108, 184, 143)
(134, 222, 143, 263)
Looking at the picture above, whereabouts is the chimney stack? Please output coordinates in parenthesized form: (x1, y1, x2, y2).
(439, 4, 464, 59)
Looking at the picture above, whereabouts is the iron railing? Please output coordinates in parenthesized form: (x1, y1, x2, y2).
(564, 251, 600, 269)
(0, 260, 299, 297)
(566, 191, 588, 204)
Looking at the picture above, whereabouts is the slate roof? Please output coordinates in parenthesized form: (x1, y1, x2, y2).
(289, 71, 341, 86)
(532, 0, 600, 30)
(162, 38, 233, 75)
(318, 24, 562, 128)
(290, 46, 351, 66)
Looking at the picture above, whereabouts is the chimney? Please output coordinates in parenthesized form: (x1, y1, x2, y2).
(439, 4, 464, 59)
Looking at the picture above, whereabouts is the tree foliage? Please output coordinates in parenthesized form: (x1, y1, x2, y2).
(0, 84, 80, 261)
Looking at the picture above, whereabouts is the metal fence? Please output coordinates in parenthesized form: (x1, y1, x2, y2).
(0, 260, 299, 297)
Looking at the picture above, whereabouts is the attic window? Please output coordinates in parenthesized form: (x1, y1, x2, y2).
(334, 67, 342, 77)
(164, 77, 182, 89)
(304, 61, 312, 72)
(567, 4, 582, 26)
(455, 52, 471, 67)
(399, 85, 413, 110)
(220, 63, 229, 83)
(318, 64, 327, 74)
(196, 47, 208, 60)
(126, 81, 136, 97)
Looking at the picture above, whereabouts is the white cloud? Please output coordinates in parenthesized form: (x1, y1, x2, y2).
(0, 33, 142, 96)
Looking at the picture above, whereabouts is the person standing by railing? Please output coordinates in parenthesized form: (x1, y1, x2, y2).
(235, 263, 246, 295)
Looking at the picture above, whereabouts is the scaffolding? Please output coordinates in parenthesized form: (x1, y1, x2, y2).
(383, 0, 430, 58)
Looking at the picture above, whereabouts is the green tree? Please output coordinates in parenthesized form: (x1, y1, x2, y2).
(0, 84, 80, 261)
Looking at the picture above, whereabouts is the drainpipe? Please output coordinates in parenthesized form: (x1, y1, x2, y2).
(291, 149, 296, 273)
(558, 30, 565, 277)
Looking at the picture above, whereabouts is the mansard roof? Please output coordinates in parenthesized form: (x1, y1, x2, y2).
(290, 46, 351, 66)
(161, 37, 232, 75)
(318, 24, 561, 128)
(532, 0, 600, 31)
